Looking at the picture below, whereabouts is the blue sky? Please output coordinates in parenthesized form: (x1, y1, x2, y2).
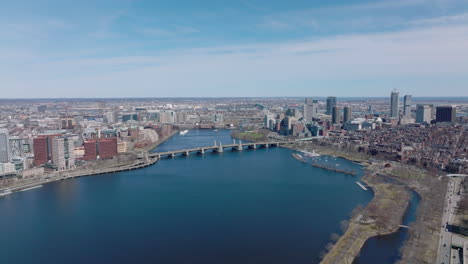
(1, 0, 468, 98)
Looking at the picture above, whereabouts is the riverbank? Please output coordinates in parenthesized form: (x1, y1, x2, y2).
(134, 130, 179, 152)
(2, 156, 158, 195)
(231, 130, 268, 142)
(321, 173, 411, 264)
(289, 140, 446, 263)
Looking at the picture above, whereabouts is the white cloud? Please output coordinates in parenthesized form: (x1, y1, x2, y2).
(2, 14, 468, 97)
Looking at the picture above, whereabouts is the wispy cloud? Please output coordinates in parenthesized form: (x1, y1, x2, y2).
(3, 20, 468, 97)
(137, 25, 199, 38)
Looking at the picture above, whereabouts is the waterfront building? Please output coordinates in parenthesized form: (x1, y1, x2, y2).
(326, 97, 337, 115)
(332, 106, 341, 124)
(33, 134, 60, 166)
(416, 104, 433, 123)
(51, 136, 75, 171)
(436, 106, 456, 123)
(0, 162, 16, 175)
(279, 117, 294, 135)
(343, 106, 352, 123)
(8, 137, 24, 159)
(175, 112, 187, 123)
(117, 141, 127, 153)
(0, 129, 10, 163)
(84, 137, 118, 160)
(390, 90, 399, 118)
(264, 114, 275, 129)
(213, 114, 224, 123)
(403, 95, 412, 117)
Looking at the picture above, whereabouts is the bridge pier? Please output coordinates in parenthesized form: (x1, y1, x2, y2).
(183, 151, 190, 156)
(198, 148, 205, 154)
(170, 153, 175, 158)
(215, 145, 224, 153)
(248, 143, 256, 149)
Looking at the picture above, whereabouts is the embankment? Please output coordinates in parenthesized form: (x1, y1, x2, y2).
(321, 173, 411, 264)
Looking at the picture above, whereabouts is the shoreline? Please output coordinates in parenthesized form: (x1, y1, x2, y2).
(2, 131, 180, 196)
(286, 140, 443, 264)
(282, 141, 414, 263)
(320, 173, 411, 264)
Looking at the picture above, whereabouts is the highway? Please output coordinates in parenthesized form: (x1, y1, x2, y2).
(436, 177, 463, 264)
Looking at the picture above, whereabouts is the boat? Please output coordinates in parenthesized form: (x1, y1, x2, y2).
(179, 130, 189, 135)
(301, 150, 320, 157)
(0, 188, 12, 197)
(292, 153, 306, 162)
(213, 129, 219, 132)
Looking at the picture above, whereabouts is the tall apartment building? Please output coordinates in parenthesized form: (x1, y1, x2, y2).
(416, 104, 433, 123)
(326, 97, 337, 115)
(390, 90, 399, 118)
(0, 129, 10, 163)
(403, 95, 412, 117)
(436, 106, 457, 123)
(304, 98, 318, 123)
(332, 106, 341, 124)
(51, 137, 75, 170)
(8, 137, 24, 159)
(33, 135, 56, 166)
(343, 106, 352, 123)
(105, 111, 118, 124)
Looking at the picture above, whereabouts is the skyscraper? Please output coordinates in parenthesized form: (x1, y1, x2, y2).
(326, 97, 337, 115)
(403, 95, 412, 117)
(416, 104, 433, 123)
(390, 90, 399, 118)
(0, 129, 10, 163)
(303, 98, 318, 123)
(332, 106, 341, 124)
(343, 106, 352, 123)
(436, 106, 456, 123)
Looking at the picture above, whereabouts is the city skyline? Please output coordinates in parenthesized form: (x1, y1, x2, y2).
(2, 0, 468, 98)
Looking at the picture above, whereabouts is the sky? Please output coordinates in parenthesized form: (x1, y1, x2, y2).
(1, 0, 468, 98)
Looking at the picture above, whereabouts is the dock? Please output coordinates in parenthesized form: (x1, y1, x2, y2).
(19, 185, 43, 192)
(311, 162, 357, 175)
(355, 181, 368, 191)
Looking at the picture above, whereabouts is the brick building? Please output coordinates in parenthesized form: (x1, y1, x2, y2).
(84, 138, 118, 160)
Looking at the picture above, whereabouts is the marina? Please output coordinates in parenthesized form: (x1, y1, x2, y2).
(292, 153, 306, 162)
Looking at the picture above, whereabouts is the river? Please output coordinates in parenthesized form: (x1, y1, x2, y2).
(0, 129, 375, 263)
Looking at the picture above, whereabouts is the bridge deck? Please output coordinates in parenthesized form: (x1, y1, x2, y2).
(149, 141, 294, 157)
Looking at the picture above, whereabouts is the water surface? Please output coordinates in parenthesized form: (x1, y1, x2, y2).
(0, 129, 372, 263)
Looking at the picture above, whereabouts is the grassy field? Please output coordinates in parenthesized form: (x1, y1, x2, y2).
(231, 131, 266, 141)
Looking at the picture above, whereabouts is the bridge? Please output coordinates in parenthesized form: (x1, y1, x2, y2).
(149, 140, 295, 159)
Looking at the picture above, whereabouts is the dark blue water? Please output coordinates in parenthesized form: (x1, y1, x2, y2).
(0, 129, 372, 264)
(354, 189, 420, 264)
